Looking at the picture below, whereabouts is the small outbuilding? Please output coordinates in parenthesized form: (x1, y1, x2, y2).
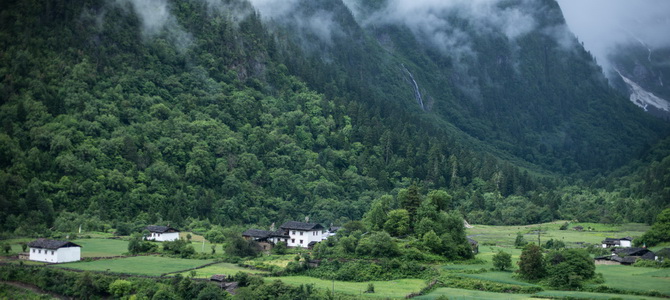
(27, 239, 81, 263)
(145, 225, 180, 242)
(467, 238, 479, 254)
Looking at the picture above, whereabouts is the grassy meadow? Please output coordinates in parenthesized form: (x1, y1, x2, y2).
(467, 221, 650, 247)
(72, 238, 128, 257)
(178, 262, 269, 278)
(265, 276, 426, 299)
(55, 256, 214, 276)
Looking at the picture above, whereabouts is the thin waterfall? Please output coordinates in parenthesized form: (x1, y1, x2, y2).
(402, 64, 425, 111)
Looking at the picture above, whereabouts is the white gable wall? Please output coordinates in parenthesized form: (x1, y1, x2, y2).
(620, 240, 632, 247)
(286, 229, 325, 248)
(29, 247, 80, 263)
(147, 231, 180, 242)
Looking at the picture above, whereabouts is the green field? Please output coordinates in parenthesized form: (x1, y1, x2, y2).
(55, 256, 214, 276)
(72, 238, 128, 257)
(418, 288, 669, 300)
(458, 272, 539, 287)
(265, 276, 426, 298)
(595, 264, 670, 296)
(467, 221, 649, 247)
(415, 287, 536, 300)
(179, 262, 268, 278)
(536, 290, 668, 300)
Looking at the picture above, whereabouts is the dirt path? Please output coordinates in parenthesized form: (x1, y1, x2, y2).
(1, 281, 71, 300)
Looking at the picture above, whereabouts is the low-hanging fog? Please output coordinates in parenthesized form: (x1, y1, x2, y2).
(556, 0, 670, 75)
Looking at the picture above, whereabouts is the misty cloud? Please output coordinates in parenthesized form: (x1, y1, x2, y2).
(345, 0, 540, 60)
(556, 0, 670, 74)
(248, 0, 343, 46)
(116, 0, 193, 51)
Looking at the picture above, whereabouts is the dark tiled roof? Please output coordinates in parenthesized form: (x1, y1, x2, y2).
(614, 247, 648, 256)
(145, 225, 179, 233)
(620, 256, 638, 264)
(210, 274, 227, 282)
(269, 230, 290, 239)
(242, 229, 290, 239)
(467, 238, 478, 245)
(242, 229, 272, 238)
(641, 252, 656, 261)
(280, 221, 324, 231)
(28, 239, 81, 250)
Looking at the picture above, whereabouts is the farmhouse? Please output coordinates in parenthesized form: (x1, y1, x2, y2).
(243, 221, 333, 249)
(27, 239, 81, 263)
(601, 237, 633, 248)
(595, 247, 656, 265)
(279, 221, 326, 248)
(241, 229, 290, 250)
(145, 225, 180, 242)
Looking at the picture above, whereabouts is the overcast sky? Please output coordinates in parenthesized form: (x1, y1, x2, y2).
(556, 0, 670, 72)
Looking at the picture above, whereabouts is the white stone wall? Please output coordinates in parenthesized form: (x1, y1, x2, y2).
(29, 247, 80, 263)
(55, 247, 81, 263)
(286, 230, 325, 248)
(147, 231, 180, 241)
(620, 240, 632, 247)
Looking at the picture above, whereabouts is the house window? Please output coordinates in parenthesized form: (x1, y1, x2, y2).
(291, 239, 295, 243)
(292, 231, 296, 235)
(51, 251, 54, 255)
(32, 249, 35, 253)
(300, 240, 303, 244)
(300, 231, 303, 236)
(38, 250, 41, 254)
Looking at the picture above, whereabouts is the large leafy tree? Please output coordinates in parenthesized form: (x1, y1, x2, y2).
(517, 244, 545, 280)
(545, 249, 595, 288)
(636, 208, 670, 247)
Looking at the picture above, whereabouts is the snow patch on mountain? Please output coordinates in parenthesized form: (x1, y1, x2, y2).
(617, 70, 670, 113)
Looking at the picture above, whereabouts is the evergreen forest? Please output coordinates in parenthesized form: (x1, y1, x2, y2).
(1, 0, 670, 237)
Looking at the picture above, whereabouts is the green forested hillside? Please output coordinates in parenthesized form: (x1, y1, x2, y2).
(0, 0, 669, 235)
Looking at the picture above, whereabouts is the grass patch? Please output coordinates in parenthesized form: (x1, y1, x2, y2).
(458, 272, 539, 287)
(72, 238, 128, 257)
(265, 276, 425, 298)
(595, 264, 670, 296)
(536, 290, 668, 300)
(415, 287, 535, 299)
(179, 262, 268, 279)
(467, 221, 649, 248)
(245, 254, 295, 268)
(55, 256, 214, 276)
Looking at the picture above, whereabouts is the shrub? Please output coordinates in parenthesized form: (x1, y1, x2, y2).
(492, 250, 512, 271)
(514, 233, 528, 248)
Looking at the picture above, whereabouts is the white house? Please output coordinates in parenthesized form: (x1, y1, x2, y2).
(145, 225, 180, 242)
(27, 239, 81, 263)
(602, 237, 633, 248)
(279, 221, 326, 248)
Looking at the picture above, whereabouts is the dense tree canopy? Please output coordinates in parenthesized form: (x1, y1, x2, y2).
(0, 0, 668, 236)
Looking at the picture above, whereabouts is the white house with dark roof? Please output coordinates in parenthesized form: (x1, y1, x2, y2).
(27, 239, 81, 263)
(279, 221, 326, 248)
(145, 225, 180, 242)
(601, 237, 633, 248)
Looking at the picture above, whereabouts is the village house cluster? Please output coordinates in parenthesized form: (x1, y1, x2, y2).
(596, 236, 665, 265)
(242, 221, 336, 250)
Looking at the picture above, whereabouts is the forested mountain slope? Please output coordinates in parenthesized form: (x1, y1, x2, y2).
(0, 0, 668, 234)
